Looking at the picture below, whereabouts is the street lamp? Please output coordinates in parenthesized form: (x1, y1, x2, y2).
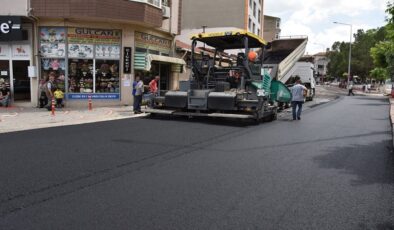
(333, 21, 352, 87)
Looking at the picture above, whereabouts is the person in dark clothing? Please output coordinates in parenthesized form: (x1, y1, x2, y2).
(0, 83, 10, 107)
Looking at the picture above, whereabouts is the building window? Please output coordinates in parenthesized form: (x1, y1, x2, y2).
(129, 0, 161, 8)
(249, 18, 252, 30)
(253, 2, 257, 17)
(276, 19, 281, 28)
(275, 33, 279, 39)
(253, 23, 256, 34)
(258, 9, 261, 22)
(257, 29, 260, 36)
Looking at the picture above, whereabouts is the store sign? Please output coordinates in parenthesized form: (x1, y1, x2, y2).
(68, 28, 122, 45)
(135, 31, 171, 52)
(12, 44, 31, 58)
(68, 93, 120, 100)
(123, 47, 132, 73)
(0, 16, 22, 41)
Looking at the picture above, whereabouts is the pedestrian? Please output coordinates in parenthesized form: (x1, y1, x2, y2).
(54, 88, 64, 108)
(149, 75, 160, 96)
(348, 84, 355, 96)
(148, 75, 160, 107)
(39, 78, 48, 108)
(133, 75, 144, 114)
(290, 76, 307, 120)
(45, 72, 57, 111)
(0, 83, 10, 107)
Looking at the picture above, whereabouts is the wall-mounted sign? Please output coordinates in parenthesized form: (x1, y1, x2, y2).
(68, 28, 121, 45)
(67, 93, 120, 100)
(135, 31, 171, 53)
(123, 47, 132, 73)
(12, 44, 31, 58)
(0, 16, 22, 41)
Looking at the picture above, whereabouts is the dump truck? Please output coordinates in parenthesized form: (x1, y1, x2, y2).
(143, 30, 292, 122)
(262, 36, 308, 83)
(284, 62, 316, 101)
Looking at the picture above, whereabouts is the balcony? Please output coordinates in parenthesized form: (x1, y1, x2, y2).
(31, 0, 163, 27)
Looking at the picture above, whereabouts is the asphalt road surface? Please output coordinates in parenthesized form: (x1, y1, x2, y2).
(0, 95, 393, 230)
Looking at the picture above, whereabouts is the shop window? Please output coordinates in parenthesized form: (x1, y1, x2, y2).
(41, 58, 66, 92)
(95, 60, 120, 93)
(68, 59, 93, 93)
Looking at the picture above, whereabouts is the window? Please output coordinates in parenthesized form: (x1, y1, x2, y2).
(276, 19, 281, 28)
(249, 0, 252, 8)
(253, 23, 256, 34)
(249, 18, 252, 30)
(257, 29, 260, 36)
(253, 2, 256, 17)
(258, 10, 261, 22)
(275, 33, 279, 39)
(129, 0, 161, 8)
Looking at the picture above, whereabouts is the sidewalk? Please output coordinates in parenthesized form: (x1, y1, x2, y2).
(0, 103, 146, 134)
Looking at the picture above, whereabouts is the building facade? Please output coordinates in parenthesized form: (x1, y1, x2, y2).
(263, 15, 281, 42)
(179, 0, 264, 38)
(313, 51, 329, 83)
(0, 0, 184, 107)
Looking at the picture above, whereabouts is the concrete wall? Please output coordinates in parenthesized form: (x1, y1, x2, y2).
(182, 0, 245, 30)
(0, 0, 28, 16)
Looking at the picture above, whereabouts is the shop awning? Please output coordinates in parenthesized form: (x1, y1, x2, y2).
(146, 54, 186, 71)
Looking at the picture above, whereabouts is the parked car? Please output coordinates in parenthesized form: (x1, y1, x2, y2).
(384, 79, 392, 95)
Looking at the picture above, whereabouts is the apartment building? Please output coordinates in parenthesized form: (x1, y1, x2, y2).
(263, 15, 281, 42)
(179, 0, 264, 38)
(0, 0, 184, 107)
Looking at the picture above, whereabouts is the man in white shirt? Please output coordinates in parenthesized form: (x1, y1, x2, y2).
(290, 76, 307, 120)
(133, 75, 144, 114)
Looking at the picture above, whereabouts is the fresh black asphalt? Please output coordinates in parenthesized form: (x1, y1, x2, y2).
(0, 95, 393, 229)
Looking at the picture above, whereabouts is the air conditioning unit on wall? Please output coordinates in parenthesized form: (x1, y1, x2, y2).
(162, 6, 171, 19)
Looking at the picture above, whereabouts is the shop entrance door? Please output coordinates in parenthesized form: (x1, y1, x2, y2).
(12, 60, 30, 101)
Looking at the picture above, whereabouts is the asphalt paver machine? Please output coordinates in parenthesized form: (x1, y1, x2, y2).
(143, 30, 291, 122)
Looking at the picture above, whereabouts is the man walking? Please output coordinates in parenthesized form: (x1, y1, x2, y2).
(348, 83, 355, 96)
(133, 75, 144, 114)
(290, 76, 307, 120)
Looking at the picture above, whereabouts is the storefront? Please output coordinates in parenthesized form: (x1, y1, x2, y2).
(38, 27, 122, 101)
(134, 31, 185, 92)
(0, 16, 33, 102)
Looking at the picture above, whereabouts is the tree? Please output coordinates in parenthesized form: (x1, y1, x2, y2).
(370, 1, 394, 81)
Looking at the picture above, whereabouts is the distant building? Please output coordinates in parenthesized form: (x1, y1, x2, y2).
(313, 50, 330, 83)
(263, 15, 281, 42)
(178, 0, 264, 42)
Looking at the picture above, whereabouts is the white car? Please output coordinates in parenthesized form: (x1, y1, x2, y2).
(384, 80, 392, 95)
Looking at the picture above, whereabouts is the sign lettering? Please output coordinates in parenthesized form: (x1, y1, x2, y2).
(123, 47, 132, 73)
(0, 22, 10, 34)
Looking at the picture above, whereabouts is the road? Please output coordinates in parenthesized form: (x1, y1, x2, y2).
(0, 93, 393, 229)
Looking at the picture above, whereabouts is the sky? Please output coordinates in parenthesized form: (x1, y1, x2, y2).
(264, 0, 390, 55)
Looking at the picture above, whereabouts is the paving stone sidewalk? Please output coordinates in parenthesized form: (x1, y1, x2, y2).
(0, 104, 146, 134)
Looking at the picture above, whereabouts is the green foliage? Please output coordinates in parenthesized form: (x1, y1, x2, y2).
(370, 67, 388, 81)
(370, 1, 394, 80)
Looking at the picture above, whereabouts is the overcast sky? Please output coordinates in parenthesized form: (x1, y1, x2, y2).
(264, 0, 390, 55)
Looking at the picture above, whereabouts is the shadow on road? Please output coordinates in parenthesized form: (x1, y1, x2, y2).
(313, 139, 394, 186)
